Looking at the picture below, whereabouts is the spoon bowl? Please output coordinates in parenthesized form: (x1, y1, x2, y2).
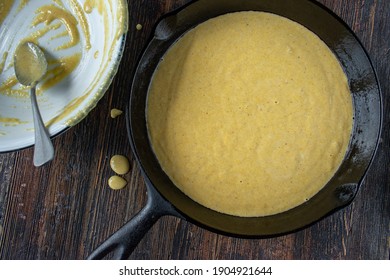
(14, 42, 48, 87)
(14, 42, 54, 166)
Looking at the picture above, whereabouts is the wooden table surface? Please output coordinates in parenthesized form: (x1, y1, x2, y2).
(0, 0, 389, 260)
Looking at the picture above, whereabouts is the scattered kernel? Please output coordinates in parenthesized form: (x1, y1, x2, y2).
(136, 23, 142, 30)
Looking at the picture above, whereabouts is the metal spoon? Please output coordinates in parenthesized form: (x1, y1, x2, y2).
(14, 42, 54, 166)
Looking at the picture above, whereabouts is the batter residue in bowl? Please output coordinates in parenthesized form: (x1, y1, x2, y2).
(0, 1, 84, 98)
(147, 12, 353, 217)
(0, 116, 25, 126)
(0, 1, 14, 25)
(0, 52, 9, 75)
(0, 0, 128, 129)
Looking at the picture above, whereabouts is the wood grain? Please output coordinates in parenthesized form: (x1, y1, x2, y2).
(0, 0, 389, 260)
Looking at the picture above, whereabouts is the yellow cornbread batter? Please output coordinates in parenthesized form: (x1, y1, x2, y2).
(0, 1, 14, 25)
(147, 12, 353, 217)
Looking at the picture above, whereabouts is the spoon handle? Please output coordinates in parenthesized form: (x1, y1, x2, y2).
(30, 86, 54, 166)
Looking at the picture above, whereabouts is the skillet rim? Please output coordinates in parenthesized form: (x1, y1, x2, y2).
(127, 0, 383, 237)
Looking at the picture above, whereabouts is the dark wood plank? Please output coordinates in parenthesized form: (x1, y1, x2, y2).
(0, 0, 389, 260)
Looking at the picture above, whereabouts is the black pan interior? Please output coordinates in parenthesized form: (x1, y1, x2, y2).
(128, 0, 382, 236)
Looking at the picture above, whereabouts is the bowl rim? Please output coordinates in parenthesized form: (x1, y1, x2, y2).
(0, 0, 129, 154)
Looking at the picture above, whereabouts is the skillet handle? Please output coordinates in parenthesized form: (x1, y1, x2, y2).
(87, 182, 179, 260)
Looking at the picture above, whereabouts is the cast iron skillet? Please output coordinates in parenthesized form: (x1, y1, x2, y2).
(88, 0, 382, 259)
